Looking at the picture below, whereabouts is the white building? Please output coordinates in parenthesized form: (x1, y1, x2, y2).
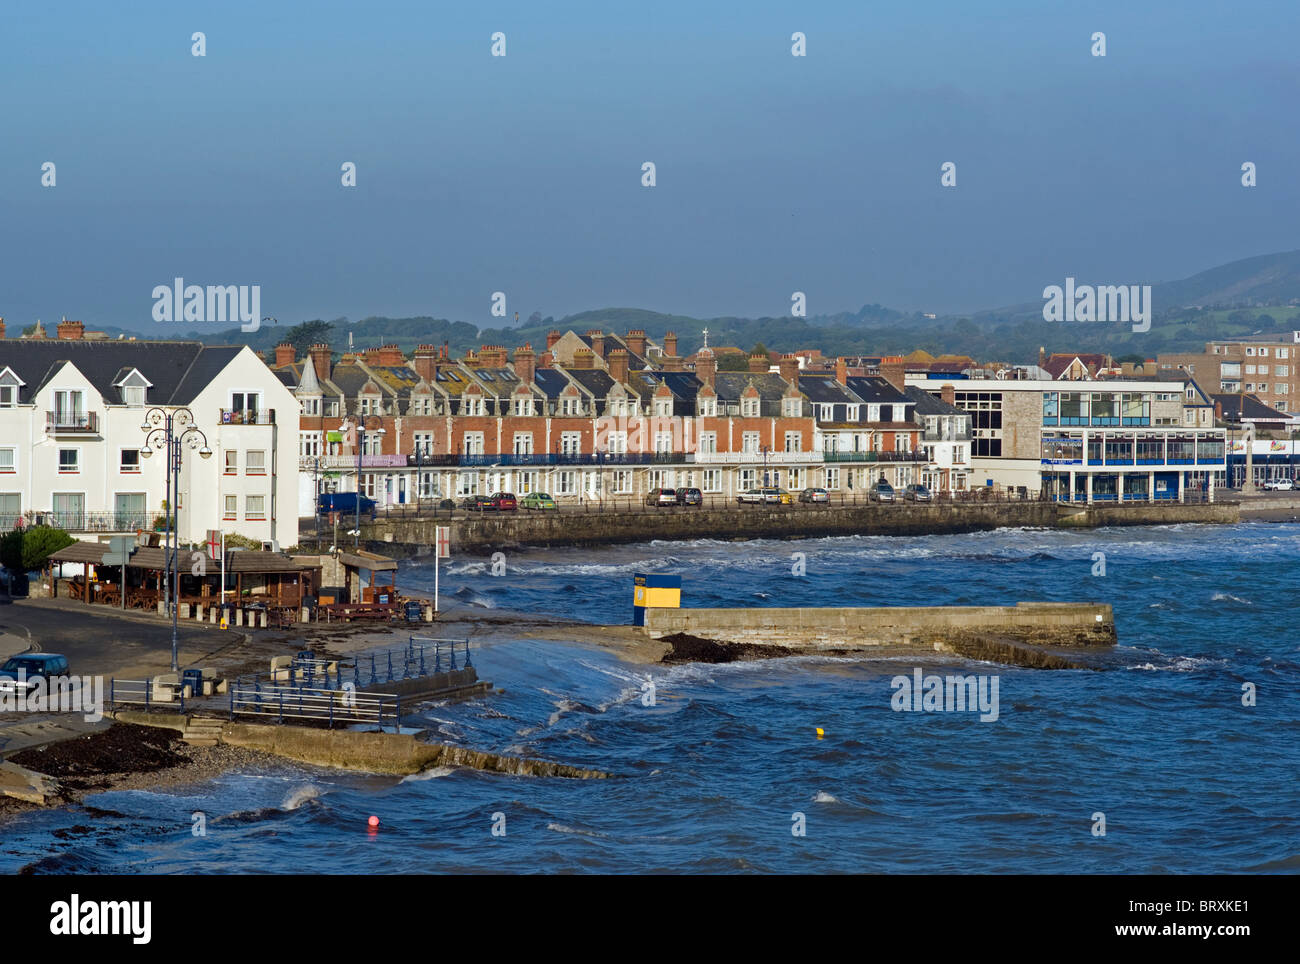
(0, 333, 299, 549)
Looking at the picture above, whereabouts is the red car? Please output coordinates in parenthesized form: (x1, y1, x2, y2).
(488, 492, 518, 511)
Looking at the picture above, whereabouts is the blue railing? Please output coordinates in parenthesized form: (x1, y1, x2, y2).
(227, 680, 401, 731)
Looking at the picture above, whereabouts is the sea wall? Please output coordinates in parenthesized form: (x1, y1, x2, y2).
(355, 501, 1237, 554)
(641, 601, 1116, 652)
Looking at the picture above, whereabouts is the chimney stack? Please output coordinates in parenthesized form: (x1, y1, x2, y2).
(749, 353, 769, 373)
(661, 355, 684, 372)
(0, 317, 6, 340)
(363, 347, 382, 366)
(514, 343, 536, 385)
(835, 357, 848, 385)
(879, 355, 905, 392)
(940, 384, 956, 407)
(608, 348, 629, 384)
(663, 331, 678, 358)
(778, 353, 799, 383)
(539, 350, 554, 369)
(309, 343, 332, 382)
(696, 350, 717, 389)
(56, 318, 85, 340)
(626, 329, 647, 357)
(546, 330, 562, 351)
(378, 343, 404, 366)
(573, 347, 596, 370)
(586, 330, 605, 358)
(413, 344, 439, 384)
(275, 342, 296, 368)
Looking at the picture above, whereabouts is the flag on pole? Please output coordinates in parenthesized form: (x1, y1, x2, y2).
(436, 526, 451, 559)
(207, 529, 222, 561)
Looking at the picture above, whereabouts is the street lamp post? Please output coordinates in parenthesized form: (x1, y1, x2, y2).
(349, 415, 385, 548)
(140, 407, 212, 673)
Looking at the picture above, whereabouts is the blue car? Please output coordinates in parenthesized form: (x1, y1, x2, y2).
(0, 653, 71, 695)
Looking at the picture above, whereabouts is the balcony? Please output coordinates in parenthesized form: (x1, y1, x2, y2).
(220, 408, 276, 425)
(46, 411, 99, 434)
(822, 450, 926, 463)
(21, 510, 150, 533)
(693, 451, 816, 464)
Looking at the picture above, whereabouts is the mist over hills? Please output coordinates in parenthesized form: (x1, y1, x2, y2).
(45, 249, 1300, 365)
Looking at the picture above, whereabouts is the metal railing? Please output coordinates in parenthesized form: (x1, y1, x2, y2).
(219, 408, 275, 425)
(46, 411, 98, 433)
(20, 510, 151, 532)
(109, 677, 189, 714)
(228, 681, 401, 730)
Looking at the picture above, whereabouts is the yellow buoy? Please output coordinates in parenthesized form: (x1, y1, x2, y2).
(815, 727, 824, 739)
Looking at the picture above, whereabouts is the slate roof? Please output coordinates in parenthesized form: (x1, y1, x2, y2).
(0, 341, 241, 405)
(1212, 393, 1289, 422)
(904, 385, 965, 416)
(845, 376, 911, 405)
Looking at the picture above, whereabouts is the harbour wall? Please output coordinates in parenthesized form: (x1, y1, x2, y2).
(641, 601, 1117, 652)
(354, 501, 1238, 554)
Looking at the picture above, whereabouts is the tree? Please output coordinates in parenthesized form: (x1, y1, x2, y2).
(750, 342, 770, 358)
(1, 526, 75, 573)
(285, 320, 334, 353)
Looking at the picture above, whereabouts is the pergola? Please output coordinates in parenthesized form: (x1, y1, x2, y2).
(337, 550, 398, 606)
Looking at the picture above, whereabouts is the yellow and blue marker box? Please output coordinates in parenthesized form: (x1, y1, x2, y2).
(632, 572, 681, 626)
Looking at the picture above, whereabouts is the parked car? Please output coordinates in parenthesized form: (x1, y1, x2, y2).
(675, 487, 703, 506)
(646, 488, 677, 507)
(318, 492, 377, 519)
(799, 487, 829, 504)
(520, 492, 558, 510)
(462, 494, 494, 511)
(1265, 478, 1295, 491)
(0, 653, 70, 695)
(870, 480, 896, 503)
(903, 484, 933, 502)
(488, 492, 518, 511)
(738, 487, 790, 505)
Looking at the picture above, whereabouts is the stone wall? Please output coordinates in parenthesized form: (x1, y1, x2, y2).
(353, 500, 1238, 554)
(642, 601, 1116, 651)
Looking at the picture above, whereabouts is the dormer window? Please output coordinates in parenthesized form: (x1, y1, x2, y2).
(113, 368, 152, 407)
(654, 397, 673, 417)
(741, 397, 759, 417)
(782, 396, 801, 417)
(514, 397, 534, 417)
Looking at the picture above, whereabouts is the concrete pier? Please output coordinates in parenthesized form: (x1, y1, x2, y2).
(641, 601, 1116, 653)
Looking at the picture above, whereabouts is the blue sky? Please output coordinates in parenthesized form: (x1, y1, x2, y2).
(2, 0, 1297, 333)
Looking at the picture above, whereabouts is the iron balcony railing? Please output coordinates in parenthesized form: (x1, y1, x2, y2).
(46, 411, 98, 433)
(13, 510, 151, 532)
(219, 408, 276, 425)
(821, 451, 927, 463)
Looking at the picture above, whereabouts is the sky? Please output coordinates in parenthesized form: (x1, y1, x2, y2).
(1, 0, 1298, 334)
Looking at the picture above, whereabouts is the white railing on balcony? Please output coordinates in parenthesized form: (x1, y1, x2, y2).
(692, 451, 819, 464)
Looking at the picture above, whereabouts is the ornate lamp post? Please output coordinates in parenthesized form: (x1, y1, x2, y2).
(140, 407, 212, 672)
(346, 414, 385, 548)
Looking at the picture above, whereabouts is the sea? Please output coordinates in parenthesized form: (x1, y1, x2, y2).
(3, 522, 1298, 874)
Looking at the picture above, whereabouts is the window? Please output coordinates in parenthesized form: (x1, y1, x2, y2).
(359, 395, 381, 415)
(53, 390, 85, 427)
(300, 432, 322, 458)
(613, 470, 632, 494)
(0, 386, 13, 407)
(410, 395, 431, 416)
(224, 495, 237, 520)
(224, 450, 238, 475)
(246, 450, 266, 475)
(741, 396, 759, 417)
(698, 431, 717, 454)
(245, 495, 266, 520)
(419, 472, 439, 498)
(301, 397, 320, 416)
(782, 396, 801, 417)
(0, 449, 14, 473)
(52, 493, 84, 528)
(114, 493, 146, 529)
(784, 431, 801, 453)
(58, 449, 79, 473)
(0, 493, 19, 526)
(413, 433, 434, 457)
(556, 470, 577, 494)
(742, 431, 760, 454)
(462, 433, 485, 455)
(1246, 364, 1256, 375)
(738, 469, 756, 489)
(698, 396, 716, 417)
(513, 433, 533, 456)
(1279, 348, 1289, 359)
(702, 469, 722, 492)
(1277, 365, 1289, 377)
(122, 385, 145, 406)
(230, 391, 261, 416)
(825, 467, 840, 490)
(560, 432, 581, 455)
(514, 397, 534, 417)
(120, 449, 140, 473)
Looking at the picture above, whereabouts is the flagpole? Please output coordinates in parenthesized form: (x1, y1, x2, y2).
(434, 539, 439, 614)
